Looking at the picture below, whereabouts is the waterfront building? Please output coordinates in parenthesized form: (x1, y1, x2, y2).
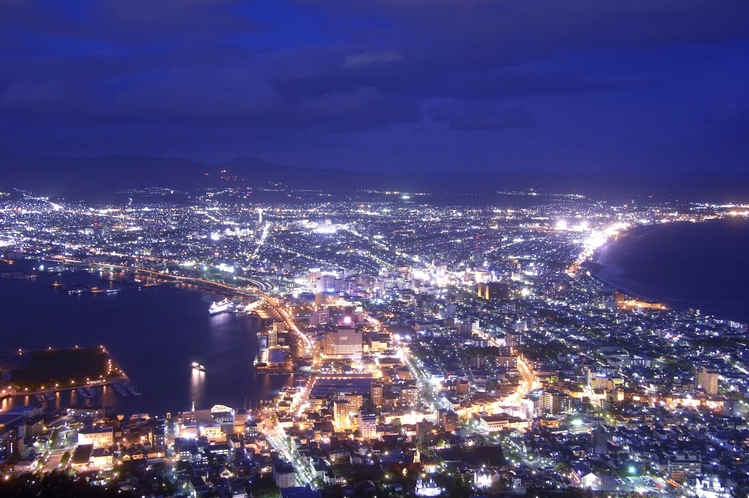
(77, 427, 114, 448)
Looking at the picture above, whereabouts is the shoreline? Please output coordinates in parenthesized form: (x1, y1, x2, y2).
(592, 227, 665, 304)
(591, 220, 749, 324)
(0, 345, 132, 401)
(0, 260, 289, 416)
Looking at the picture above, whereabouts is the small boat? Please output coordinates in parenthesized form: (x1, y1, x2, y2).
(191, 362, 206, 372)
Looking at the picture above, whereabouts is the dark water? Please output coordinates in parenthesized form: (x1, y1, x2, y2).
(0, 261, 291, 416)
(597, 217, 749, 323)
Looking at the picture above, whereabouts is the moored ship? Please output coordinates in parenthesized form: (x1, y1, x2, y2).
(208, 298, 233, 315)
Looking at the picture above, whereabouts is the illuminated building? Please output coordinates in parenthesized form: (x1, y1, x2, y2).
(200, 424, 225, 443)
(696, 367, 719, 395)
(505, 331, 522, 349)
(477, 282, 509, 300)
(77, 427, 114, 448)
(359, 410, 377, 440)
(324, 317, 362, 356)
(668, 453, 701, 482)
(370, 381, 384, 408)
(414, 477, 441, 497)
(333, 399, 350, 429)
(478, 413, 530, 432)
(400, 385, 419, 407)
(541, 390, 572, 414)
(211, 404, 235, 424)
(343, 393, 363, 414)
(438, 409, 459, 433)
(273, 462, 296, 488)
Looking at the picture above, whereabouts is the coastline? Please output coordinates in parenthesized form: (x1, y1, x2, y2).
(0, 260, 290, 416)
(592, 218, 749, 324)
(592, 226, 664, 303)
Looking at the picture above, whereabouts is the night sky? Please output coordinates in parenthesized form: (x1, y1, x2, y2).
(1, 1, 748, 174)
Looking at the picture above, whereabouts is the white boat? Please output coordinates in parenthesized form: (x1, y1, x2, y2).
(209, 298, 233, 315)
(191, 362, 206, 372)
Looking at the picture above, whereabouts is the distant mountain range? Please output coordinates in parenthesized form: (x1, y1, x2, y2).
(2, 152, 749, 204)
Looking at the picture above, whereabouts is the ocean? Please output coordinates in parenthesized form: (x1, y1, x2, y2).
(596, 217, 749, 323)
(0, 260, 291, 416)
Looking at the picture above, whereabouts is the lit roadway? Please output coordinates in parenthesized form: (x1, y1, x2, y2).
(501, 356, 539, 406)
(459, 328, 539, 417)
(259, 417, 317, 488)
(85, 260, 319, 484)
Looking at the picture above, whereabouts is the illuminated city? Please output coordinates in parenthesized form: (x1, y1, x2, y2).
(1, 191, 749, 497)
(2, 1, 749, 497)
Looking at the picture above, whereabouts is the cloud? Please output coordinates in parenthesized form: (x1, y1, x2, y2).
(301, 87, 419, 131)
(343, 51, 403, 68)
(0, 0, 748, 171)
(449, 105, 537, 131)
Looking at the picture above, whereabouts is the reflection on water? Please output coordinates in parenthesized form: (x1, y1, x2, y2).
(0, 261, 292, 416)
(190, 368, 206, 411)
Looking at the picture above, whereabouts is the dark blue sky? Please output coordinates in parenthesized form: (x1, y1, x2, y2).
(1, 0, 748, 173)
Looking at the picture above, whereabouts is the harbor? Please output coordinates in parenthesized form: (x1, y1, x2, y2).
(0, 258, 293, 416)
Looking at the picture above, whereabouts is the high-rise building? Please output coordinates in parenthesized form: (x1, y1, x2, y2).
(723, 399, 741, 417)
(333, 399, 350, 430)
(370, 381, 384, 408)
(359, 410, 377, 440)
(668, 453, 701, 482)
(497, 354, 517, 370)
(541, 390, 572, 414)
(317, 275, 336, 294)
(324, 317, 362, 357)
(592, 426, 609, 455)
(400, 385, 419, 407)
(696, 367, 719, 395)
(309, 308, 330, 326)
(505, 331, 522, 349)
(416, 419, 433, 444)
(438, 409, 459, 433)
(273, 462, 296, 488)
(343, 393, 363, 414)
